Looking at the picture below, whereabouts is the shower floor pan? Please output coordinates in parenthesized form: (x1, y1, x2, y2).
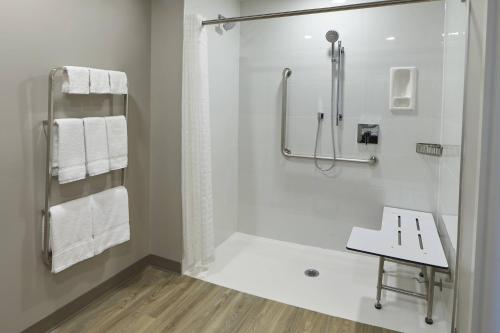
(187, 232, 452, 333)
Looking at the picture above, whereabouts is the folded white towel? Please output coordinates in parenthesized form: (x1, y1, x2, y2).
(83, 117, 110, 176)
(105, 116, 128, 170)
(109, 71, 128, 94)
(49, 196, 94, 273)
(91, 186, 130, 255)
(62, 66, 90, 94)
(53, 119, 87, 184)
(90, 68, 111, 94)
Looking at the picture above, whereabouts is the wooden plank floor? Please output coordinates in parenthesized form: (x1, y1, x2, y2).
(52, 267, 397, 333)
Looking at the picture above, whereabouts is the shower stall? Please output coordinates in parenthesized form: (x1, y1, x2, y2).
(183, 0, 468, 331)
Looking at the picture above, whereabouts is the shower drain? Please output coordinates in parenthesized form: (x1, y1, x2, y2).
(304, 269, 320, 277)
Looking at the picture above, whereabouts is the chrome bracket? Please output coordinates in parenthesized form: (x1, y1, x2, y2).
(42, 120, 48, 137)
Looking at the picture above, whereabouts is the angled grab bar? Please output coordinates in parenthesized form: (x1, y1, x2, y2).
(280, 67, 377, 165)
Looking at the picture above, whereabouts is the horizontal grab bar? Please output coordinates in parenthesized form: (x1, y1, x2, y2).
(281, 149, 377, 165)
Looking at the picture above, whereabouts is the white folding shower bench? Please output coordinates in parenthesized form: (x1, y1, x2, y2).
(346, 207, 449, 325)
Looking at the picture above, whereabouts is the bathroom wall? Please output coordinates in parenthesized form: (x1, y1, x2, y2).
(150, 0, 185, 263)
(184, 0, 241, 247)
(238, 0, 444, 250)
(0, 1, 152, 332)
(476, 2, 500, 331)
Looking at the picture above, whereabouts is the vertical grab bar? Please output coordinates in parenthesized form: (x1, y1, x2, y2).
(281, 68, 292, 155)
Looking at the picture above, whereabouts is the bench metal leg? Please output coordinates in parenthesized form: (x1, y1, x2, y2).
(420, 265, 426, 279)
(375, 256, 384, 309)
(421, 266, 429, 294)
(425, 267, 435, 325)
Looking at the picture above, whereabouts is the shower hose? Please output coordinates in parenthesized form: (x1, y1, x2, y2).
(314, 111, 336, 172)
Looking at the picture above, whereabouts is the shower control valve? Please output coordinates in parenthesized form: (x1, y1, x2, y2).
(357, 124, 379, 145)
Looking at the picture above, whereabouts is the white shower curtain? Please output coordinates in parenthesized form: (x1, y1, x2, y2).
(181, 14, 215, 274)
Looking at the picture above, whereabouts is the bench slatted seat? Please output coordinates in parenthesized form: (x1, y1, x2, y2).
(346, 207, 449, 325)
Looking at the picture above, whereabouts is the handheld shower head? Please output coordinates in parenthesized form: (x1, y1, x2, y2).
(325, 30, 339, 43)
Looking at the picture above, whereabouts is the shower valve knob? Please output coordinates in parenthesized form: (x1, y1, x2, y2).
(357, 124, 379, 144)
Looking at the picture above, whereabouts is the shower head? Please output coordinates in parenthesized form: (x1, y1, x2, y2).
(218, 14, 236, 31)
(223, 22, 236, 31)
(325, 30, 339, 43)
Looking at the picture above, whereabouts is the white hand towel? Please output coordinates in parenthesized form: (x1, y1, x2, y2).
(109, 71, 128, 94)
(62, 66, 90, 94)
(83, 117, 110, 176)
(105, 116, 128, 170)
(90, 68, 111, 94)
(91, 186, 130, 255)
(54, 119, 87, 184)
(49, 196, 94, 273)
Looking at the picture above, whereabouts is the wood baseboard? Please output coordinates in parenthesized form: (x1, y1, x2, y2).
(22, 255, 182, 333)
(148, 254, 182, 273)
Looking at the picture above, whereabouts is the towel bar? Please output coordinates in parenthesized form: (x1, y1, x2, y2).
(41, 67, 129, 267)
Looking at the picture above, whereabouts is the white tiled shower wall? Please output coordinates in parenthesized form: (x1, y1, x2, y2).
(237, 0, 445, 250)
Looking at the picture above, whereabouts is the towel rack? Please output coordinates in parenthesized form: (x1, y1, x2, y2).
(41, 67, 129, 267)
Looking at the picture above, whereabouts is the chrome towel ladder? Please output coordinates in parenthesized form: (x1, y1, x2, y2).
(41, 67, 129, 267)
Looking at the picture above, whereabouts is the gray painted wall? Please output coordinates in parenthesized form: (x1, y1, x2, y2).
(0, 1, 152, 331)
(477, 2, 500, 331)
(150, 0, 184, 262)
(469, 0, 500, 331)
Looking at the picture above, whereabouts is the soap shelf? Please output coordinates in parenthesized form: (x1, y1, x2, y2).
(416, 143, 443, 157)
(389, 67, 417, 111)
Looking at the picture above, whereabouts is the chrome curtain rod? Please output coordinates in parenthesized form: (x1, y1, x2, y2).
(202, 0, 440, 25)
